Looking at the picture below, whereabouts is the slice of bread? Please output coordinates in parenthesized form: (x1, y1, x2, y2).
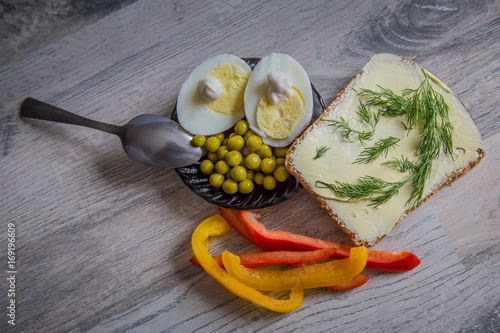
(285, 53, 485, 247)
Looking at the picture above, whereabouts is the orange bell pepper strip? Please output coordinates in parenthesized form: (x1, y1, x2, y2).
(191, 215, 304, 313)
(222, 246, 368, 291)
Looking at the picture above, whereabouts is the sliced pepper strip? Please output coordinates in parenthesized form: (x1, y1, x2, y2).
(324, 274, 369, 290)
(219, 207, 420, 272)
(290, 263, 370, 291)
(190, 248, 337, 268)
(191, 215, 304, 313)
(222, 246, 368, 291)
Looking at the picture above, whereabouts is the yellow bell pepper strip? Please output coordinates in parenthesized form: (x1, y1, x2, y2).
(290, 263, 370, 291)
(222, 246, 368, 291)
(191, 215, 304, 313)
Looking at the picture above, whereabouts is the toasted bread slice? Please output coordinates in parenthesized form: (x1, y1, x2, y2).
(285, 53, 485, 247)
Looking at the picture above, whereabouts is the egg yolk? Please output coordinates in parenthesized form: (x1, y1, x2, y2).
(256, 87, 305, 139)
(207, 63, 248, 116)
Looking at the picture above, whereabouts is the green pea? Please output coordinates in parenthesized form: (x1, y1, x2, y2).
(234, 120, 249, 136)
(243, 130, 256, 142)
(276, 157, 286, 165)
(231, 166, 247, 182)
(246, 169, 255, 181)
(263, 175, 276, 190)
(260, 157, 276, 174)
(217, 145, 229, 160)
(204, 136, 220, 153)
(238, 179, 254, 194)
(274, 146, 288, 157)
(215, 160, 229, 174)
(273, 165, 289, 182)
(246, 135, 263, 151)
(242, 147, 252, 156)
(200, 159, 214, 175)
(222, 179, 238, 194)
(228, 135, 245, 151)
(209, 173, 225, 187)
(192, 134, 206, 147)
(226, 150, 242, 167)
(211, 133, 225, 143)
(207, 152, 218, 163)
(257, 144, 272, 158)
(254, 172, 264, 185)
(245, 153, 261, 170)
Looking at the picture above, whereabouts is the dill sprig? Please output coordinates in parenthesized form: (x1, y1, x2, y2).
(358, 86, 409, 118)
(322, 117, 374, 144)
(407, 159, 432, 205)
(356, 100, 381, 129)
(381, 156, 419, 173)
(313, 145, 330, 160)
(323, 101, 379, 145)
(316, 176, 408, 208)
(360, 70, 454, 157)
(319, 70, 454, 207)
(354, 136, 400, 164)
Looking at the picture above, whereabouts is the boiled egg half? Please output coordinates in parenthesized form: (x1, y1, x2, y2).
(177, 54, 251, 135)
(244, 53, 313, 147)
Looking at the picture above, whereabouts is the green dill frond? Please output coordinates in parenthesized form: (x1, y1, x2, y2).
(370, 181, 406, 207)
(313, 145, 330, 160)
(358, 86, 408, 117)
(356, 101, 373, 126)
(354, 136, 400, 164)
(323, 118, 353, 142)
(323, 118, 374, 145)
(381, 156, 419, 173)
(316, 175, 409, 208)
(407, 158, 433, 206)
(316, 176, 390, 200)
(321, 72, 454, 209)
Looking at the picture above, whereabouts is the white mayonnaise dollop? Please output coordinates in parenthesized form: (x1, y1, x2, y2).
(267, 71, 292, 104)
(198, 76, 223, 102)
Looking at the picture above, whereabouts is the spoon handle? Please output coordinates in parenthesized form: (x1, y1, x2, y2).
(20, 97, 122, 135)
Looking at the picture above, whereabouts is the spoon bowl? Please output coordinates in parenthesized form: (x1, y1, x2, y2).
(20, 98, 202, 169)
(120, 114, 201, 169)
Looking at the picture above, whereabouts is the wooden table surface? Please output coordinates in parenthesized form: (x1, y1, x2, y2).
(1, 1, 499, 332)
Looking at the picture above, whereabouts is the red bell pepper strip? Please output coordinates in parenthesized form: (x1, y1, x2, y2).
(190, 248, 337, 268)
(218, 207, 420, 272)
(324, 274, 370, 290)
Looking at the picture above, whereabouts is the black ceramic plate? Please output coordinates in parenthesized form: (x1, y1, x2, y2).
(173, 57, 325, 209)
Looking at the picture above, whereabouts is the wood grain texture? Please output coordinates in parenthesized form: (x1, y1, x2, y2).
(0, 0, 499, 332)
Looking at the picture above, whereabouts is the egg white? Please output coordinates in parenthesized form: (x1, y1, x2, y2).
(177, 54, 251, 135)
(244, 53, 313, 147)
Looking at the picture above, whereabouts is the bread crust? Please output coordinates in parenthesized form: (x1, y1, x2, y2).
(285, 54, 485, 247)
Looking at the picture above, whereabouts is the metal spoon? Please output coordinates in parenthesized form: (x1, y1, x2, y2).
(20, 97, 202, 169)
